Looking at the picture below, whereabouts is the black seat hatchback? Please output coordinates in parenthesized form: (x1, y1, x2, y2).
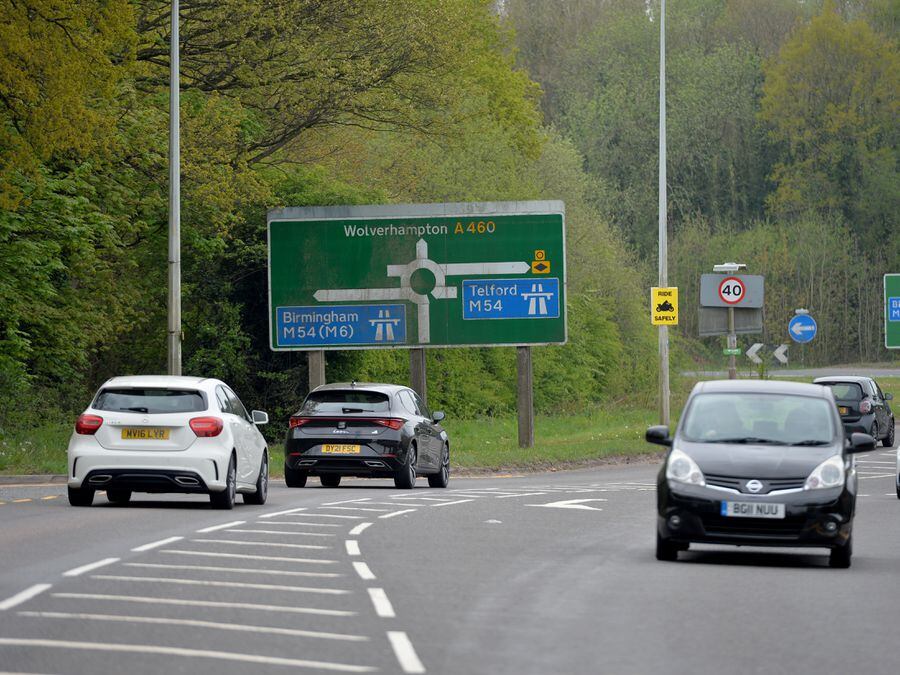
(647, 380, 878, 568)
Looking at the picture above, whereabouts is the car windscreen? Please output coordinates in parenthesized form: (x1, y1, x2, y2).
(301, 390, 390, 414)
(820, 382, 863, 401)
(93, 388, 206, 414)
(681, 393, 836, 445)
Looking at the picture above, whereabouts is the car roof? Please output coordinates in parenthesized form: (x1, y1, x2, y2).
(813, 376, 872, 384)
(311, 382, 408, 395)
(100, 375, 214, 389)
(693, 379, 830, 398)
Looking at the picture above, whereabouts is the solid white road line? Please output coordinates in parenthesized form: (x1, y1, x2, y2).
(131, 536, 183, 552)
(226, 529, 335, 537)
(124, 562, 342, 578)
(324, 506, 394, 513)
(345, 540, 361, 556)
(380, 509, 417, 519)
(349, 522, 373, 536)
(52, 593, 356, 616)
(257, 520, 342, 528)
(322, 498, 371, 506)
(63, 557, 119, 578)
(18, 611, 369, 642)
(284, 513, 365, 520)
(0, 584, 52, 611)
(197, 520, 245, 533)
(259, 507, 308, 518)
(495, 492, 547, 499)
(391, 496, 457, 502)
(162, 549, 337, 564)
(388, 631, 426, 674)
(90, 575, 350, 595)
(368, 588, 396, 618)
(0, 638, 375, 673)
(431, 499, 474, 507)
(353, 562, 376, 581)
(191, 539, 328, 550)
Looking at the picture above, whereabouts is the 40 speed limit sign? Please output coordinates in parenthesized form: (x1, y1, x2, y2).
(718, 277, 745, 305)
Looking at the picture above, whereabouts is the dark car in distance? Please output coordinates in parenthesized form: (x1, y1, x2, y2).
(284, 383, 449, 489)
(813, 376, 895, 449)
(648, 380, 878, 568)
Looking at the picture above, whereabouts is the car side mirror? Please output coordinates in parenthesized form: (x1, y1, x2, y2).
(432, 411, 446, 423)
(847, 432, 876, 453)
(645, 425, 672, 447)
(252, 410, 269, 425)
(885, 393, 893, 401)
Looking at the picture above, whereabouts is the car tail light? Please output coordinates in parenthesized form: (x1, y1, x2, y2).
(289, 416, 312, 429)
(75, 414, 103, 435)
(859, 399, 872, 414)
(190, 417, 223, 437)
(372, 418, 404, 430)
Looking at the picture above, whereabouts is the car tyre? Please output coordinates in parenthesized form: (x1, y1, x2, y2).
(394, 446, 417, 490)
(656, 532, 678, 562)
(106, 489, 131, 504)
(320, 475, 341, 488)
(428, 444, 450, 488)
(896, 479, 900, 500)
(883, 420, 895, 448)
(68, 486, 94, 507)
(210, 456, 236, 510)
(870, 423, 878, 443)
(284, 465, 308, 488)
(829, 537, 852, 569)
(243, 454, 268, 505)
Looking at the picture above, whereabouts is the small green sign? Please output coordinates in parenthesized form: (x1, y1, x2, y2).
(886, 273, 900, 349)
(723, 348, 741, 356)
(267, 202, 567, 350)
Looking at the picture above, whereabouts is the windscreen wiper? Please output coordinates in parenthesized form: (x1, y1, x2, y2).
(342, 407, 366, 413)
(790, 439, 831, 446)
(713, 437, 787, 445)
(120, 406, 149, 413)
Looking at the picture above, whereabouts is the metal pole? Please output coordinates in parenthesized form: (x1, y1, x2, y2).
(517, 346, 534, 448)
(657, 0, 670, 426)
(410, 349, 427, 405)
(727, 306, 737, 379)
(308, 351, 326, 391)
(166, 0, 182, 375)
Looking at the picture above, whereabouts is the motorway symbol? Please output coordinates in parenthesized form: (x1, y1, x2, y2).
(773, 344, 789, 364)
(746, 342, 763, 364)
(788, 314, 817, 344)
(526, 498, 607, 511)
(718, 276, 746, 305)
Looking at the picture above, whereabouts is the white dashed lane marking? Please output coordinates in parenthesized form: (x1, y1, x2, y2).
(62, 558, 119, 578)
(349, 522, 373, 536)
(0, 584, 52, 611)
(388, 631, 427, 674)
(367, 588, 396, 618)
(380, 509, 417, 519)
(131, 536, 183, 552)
(353, 562, 376, 580)
(345, 541, 361, 556)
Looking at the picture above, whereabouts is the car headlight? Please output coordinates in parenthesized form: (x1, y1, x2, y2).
(666, 448, 706, 487)
(804, 455, 845, 491)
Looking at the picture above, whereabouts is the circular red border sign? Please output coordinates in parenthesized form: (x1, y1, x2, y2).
(718, 276, 746, 305)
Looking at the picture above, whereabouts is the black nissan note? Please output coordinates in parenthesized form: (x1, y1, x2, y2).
(647, 380, 878, 568)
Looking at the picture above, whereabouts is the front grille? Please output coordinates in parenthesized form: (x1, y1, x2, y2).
(700, 515, 805, 539)
(705, 473, 805, 494)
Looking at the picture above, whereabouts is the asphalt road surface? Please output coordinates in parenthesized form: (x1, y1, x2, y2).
(1, 441, 899, 674)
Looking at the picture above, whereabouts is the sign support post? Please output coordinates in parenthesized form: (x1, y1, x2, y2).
(410, 349, 427, 404)
(517, 346, 534, 448)
(307, 351, 325, 390)
(727, 307, 737, 379)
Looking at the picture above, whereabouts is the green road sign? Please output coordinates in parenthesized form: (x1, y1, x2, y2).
(886, 273, 900, 349)
(723, 348, 742, 356)
(267, 201, 567, 351)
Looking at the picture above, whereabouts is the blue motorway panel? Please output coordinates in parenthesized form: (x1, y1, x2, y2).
(275, 304, 407, 347)
(462, 278, 560, 320)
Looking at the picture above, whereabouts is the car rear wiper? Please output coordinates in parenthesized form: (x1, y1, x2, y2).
(342, 407, 366, 413)
(120, 406, 149, 413)
(713, 437, 787, 445)
(790, 440, 831, 446)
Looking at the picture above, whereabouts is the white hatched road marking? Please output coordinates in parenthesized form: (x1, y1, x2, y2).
(259, 507, 308, 518)
(380, 509, 417, 519)
(124, 562, 342, 578)
(368, 588, 396, 618)
(346, 540, 361, 556)
(226, 529, 335, 538)
(353, 562, 376, 580)
(431, 499, 474, 507)
(256, 520, 342, 528)
(388, 631, 426, 674)
(0, 584, 52, 611)
(322, 498, 372, 506)
(323, 506, 394, 513)
(197, 520, 245, 533)
(91, 575, 350, 595)
(62, 558, 119, 578)
(0, 638, 376, 673)
(495, 492, 547, 499)
(52, 593, 356, 616)
(161, 550, 338, 564)
(282, 513, 366, 520)
(191, 539, 329, 550)
(18, 611, 369, 642)
(349, 522, 373, 536)
(131, 536, 183, 552)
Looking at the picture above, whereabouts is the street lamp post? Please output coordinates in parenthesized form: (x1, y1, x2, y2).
(167, 0, 181, 375)
(658, 0, 669, 425)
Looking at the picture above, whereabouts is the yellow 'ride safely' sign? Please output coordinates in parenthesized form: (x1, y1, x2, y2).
(651, 287, 678, 325)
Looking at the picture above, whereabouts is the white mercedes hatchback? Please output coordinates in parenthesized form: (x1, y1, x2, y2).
(67, 375, 269, 509)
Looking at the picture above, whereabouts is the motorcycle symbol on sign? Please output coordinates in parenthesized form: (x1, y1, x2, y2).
(656, 300, 674, 313)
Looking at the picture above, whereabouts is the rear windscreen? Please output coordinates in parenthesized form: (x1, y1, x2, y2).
(302, 391, 390, 414)
(94, 388, 206, 414)
(821, 383, 863, 400)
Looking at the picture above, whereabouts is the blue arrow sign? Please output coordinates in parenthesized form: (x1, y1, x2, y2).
(788, 314, 817, 344)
